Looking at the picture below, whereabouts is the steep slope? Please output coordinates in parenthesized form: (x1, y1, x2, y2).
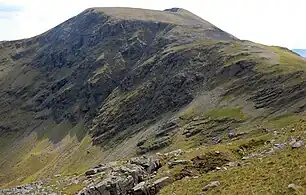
(0, 7, 305, 194)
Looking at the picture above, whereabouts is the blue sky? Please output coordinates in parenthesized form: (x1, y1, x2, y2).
(0, 3, 22, 12)
(0, 3, 22, 19)
(0, 0, 305, 49)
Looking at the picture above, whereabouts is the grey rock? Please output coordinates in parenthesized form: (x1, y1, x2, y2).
(168, 160, 190, 168)
(130, 156, 161, 173)
(152, 177, 172, 192)
(291, 140, 304, 149)
(84, 166, 108, 176)
(228, 130, 236, 138)
(226, 162, 240, 167)
(165, 149, 184, 158)
(203, 181, 221, 191)
(182, 129, 190, 135)
(132, 181, 147, 195)
(274, 143, 287, 149)
(79, 155, 164, 195)
(288, 183, 302, 190)
(212, 137, 221, 144)
(85, 169, 96, 176)
(163, 118, 180, 129)
(193, 117, 200, 121)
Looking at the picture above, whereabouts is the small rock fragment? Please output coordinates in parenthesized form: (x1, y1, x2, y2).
(288, 183, 302, 190)
(226, 162, 240, 167)
(168, 160, 189, 168)
(242, 156, 249, 160)
(165, 149, 184, 158)
(212, 137, 221, 144)
(228, 130, 236, 138)
(274, 143, 286, 149)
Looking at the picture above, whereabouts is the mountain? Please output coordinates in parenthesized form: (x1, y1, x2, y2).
(293, 49, 306, 57)
(0, 7, 305, 194)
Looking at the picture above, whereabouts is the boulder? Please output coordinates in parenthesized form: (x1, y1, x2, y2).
(84, 166, 108, 176)
(79, 175, 135, 195)
(291, 140, 304, 149)
(203, 181, 221, 191)
(84, 169, 96, 176)
(152, 177, 172, 192)
(130, 156, 161, 173)
(132, 182, 147, 195)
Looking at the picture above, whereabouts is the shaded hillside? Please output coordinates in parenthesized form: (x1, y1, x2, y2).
(0, 7, 305, 193)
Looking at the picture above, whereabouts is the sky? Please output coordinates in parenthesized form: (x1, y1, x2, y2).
(0, 0, 305, 49)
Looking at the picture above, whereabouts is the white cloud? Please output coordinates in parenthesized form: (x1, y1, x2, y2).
(0, 0, 305, 48)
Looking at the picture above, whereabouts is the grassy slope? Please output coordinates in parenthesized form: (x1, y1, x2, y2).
(0, 121, 105, 188)
(161, 149, 306, 195)
(159, 118, 306, 195)
(93, 7, 213, 27)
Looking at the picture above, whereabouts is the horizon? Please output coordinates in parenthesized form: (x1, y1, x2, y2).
(0, 0, 305, 49)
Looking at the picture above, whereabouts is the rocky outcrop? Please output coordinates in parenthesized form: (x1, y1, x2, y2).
(78, 156, 164, 195)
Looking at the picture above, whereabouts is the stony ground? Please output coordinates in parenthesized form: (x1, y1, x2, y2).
(1, 123, 305, 195)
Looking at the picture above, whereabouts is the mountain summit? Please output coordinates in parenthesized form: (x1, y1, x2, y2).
(0, 7, 305, 195)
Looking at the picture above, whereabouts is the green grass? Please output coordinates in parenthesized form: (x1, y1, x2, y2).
(0, 121, 106, 188)
(206, 107, 246, 119)
(63, 183, 85, 195)
(267, 115, 303, 128)
(268, 46, 306, 72)
(89, 63, 110, 83)
(254, 46, 306, 74)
